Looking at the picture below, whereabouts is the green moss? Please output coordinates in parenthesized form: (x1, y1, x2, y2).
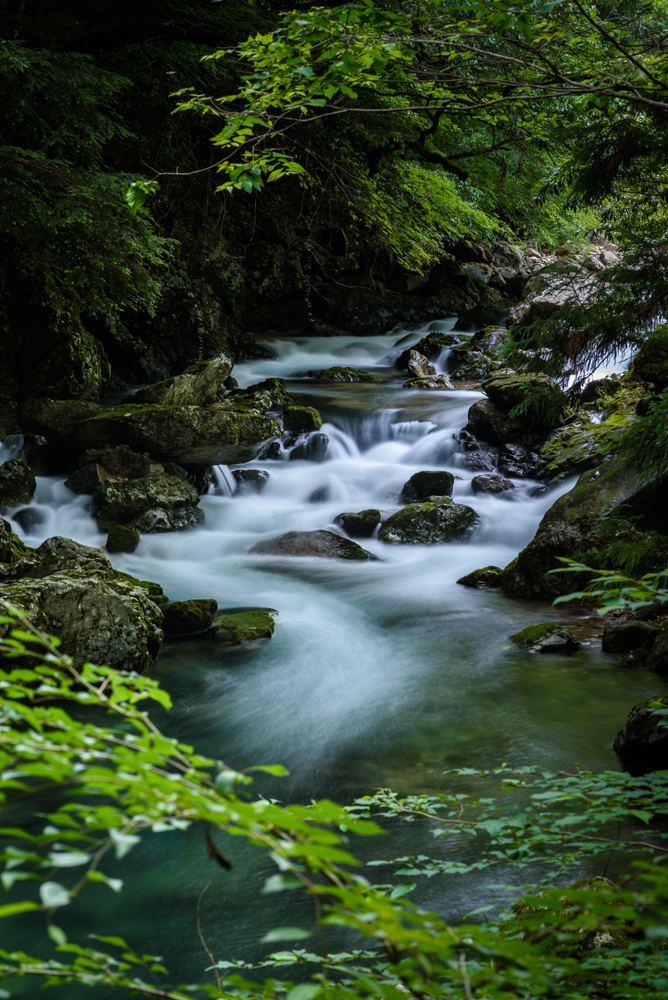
(212, 610, 275, 646)
(164, 599, 218, 635)
(318, 367, 383, 383)
(510, 622, 579, 651)
(106, 525, 140, 554)
(457, 566, 503, 588)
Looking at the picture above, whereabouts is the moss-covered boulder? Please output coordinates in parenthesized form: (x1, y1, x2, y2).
(400, 470, 455, 503)
(232, 469, 270, 493)
(379, 499, 479, 544)
(467, 398, 532, 445)
(403, 375, 454, 390)
(93, 474, 201, 532)
(0, 517, 29, 564)
(537, 409, 635, 481)
(510, 622, 580, 653)
(212, 609, 275, 645)
(0, 536, 163, 671)
(481, 371, 567, 428)
(457, 565, 503, 588)
(334, 509, 382, 538)
(0, 458, 36, 507)
(449, 350, 498, 381)
(66, 446, 160, 495)
(410, 332, 461, 357)
(471, 474, 515, 494)
(163, 599, 218, 636)
(251, 529, 376, 560)
(318, 367, 383, 383)
(630, 328, 668, 390)
(613, 692, 668, 774)
(130, 353, 234, 407)
(283, 405, 322, 433)
(106, 524, 140, 554)
(601, 620, 661, 654)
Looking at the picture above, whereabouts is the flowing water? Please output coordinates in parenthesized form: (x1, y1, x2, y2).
(0, 320, 663, 994)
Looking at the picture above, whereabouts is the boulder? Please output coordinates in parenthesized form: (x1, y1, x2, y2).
(508, 267, 598, 327)
(318, 367, 383, 383)
(410, 332, 461, 357)
(0, 459, 36, 507)
(163, 599, 218, 636)
(250, 529, 376, 560)
(283, 405, 322, 433)
(481, 371, 567, 427)
(497, 443, 538, 478)
(334, 509, 382, 538)
(0, 517, 29, 564)
(646, 634, 668, 675)
(0, 536, 163, 671)
(460, 262, 493, 284)
(66, 446, 159, 495)
(212, 609, 275, 645)
(400, 470, 455, 503)
(20, 398, 281, 467)
(406, 350, 436, 377)
(471, 474, 515, 494)
(457, 566, 503, 588)
(510, 622, 580, 653)
(536, 413, 631, 482)
(613, 692, 668, 775)
(232, 469, 270, 493)
(467, 398, 531, 446)
(630, 328, 668, 390)
(403, 375, 454, 390)
(92, 474, 201, 532)
(379, 499, 480, 544)
(468, 325, 509, 354)
(449, 349, 499, 381)
(130, 353, 234, 407)
(601, 620, 661, 654)
(288, 432, 329, 462)
(106, 525, 140, 554)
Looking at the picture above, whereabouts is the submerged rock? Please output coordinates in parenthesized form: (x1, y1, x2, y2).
(250, 529, 376, 560)
(163, 599, 218, 636)
(318, 367, 383, 383)
(232, 469, 270, 493)
(130, 353, 234, 407)
(283, 405, 322, 433)
(0, 459, 36, 507)
(510, 622, 580, 653)
(400, 470, 455, 503)
(93, 474, 201, 532)
(212, 609, 275, 646)
(106, 524, 140, 554)
(379, 499, 479, 544)
(613, 692, 668, 774)
(403, 375, 454, 390)
(471, 474, 515, 494)
(334, 509, 382, 538)
(457, 565, 503, 588)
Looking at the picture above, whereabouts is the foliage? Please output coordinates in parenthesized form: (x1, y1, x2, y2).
(551, 558, 668, 614)
(616, 387, 668, 485)
(2, 603, 668, 998)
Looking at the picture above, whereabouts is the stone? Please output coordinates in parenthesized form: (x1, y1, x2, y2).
(481, 371, 567, 427)
(498, 443, 538, 478)
(471, 474, 515, 494)
(536, 413, 631, 482)
(460, 262, 493, 284)
(288, 432, 329, 462)
(0, 458, 36, 507)
(646, 634, 668, 675)
(130, 353, 234, 407)
(0, 517, 29, 564)
(66, 446, 158, 495)
(403, 375, 454, 389)
(163, 599, 218, 635)
(232, 469, 270, 493)
(318, 366, 383, 383)
(334, 509, 382, 538)
(508, 266, 598, 327)
(406, 350, 436, 377)
(510, 622, 580, 653)
(449, 350, 498, 381)
(283, 405, 323, 433)
(19, 398, 281, 467)
(250, 529, 376, 560)
(457, 566, 503, 588)
(212, 609, 275, 645)
(468, 325, 509, 354)
(379, 499, 480, 544)
(12, 507, 45, 533)
(400, 470, 455, 503)
(106, 525, 140, 554)
(466, 398, 531, 446)
(613, 692, 668, 775)
(410, 332, 461, 357)
(630, 329, 668, 390)
(601, 620, 661, 654)
(93, 474, 200, 531)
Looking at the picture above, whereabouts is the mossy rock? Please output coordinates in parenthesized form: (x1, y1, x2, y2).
(0, 517, 29, 564)
(411, 332, 461, 356)
(613, 691, 668, 773)
(510, 622, 580, 653)
(481, 371, 567, 428)
(537, 409, 635, 481)
(631, 327, 668, 389)
(283, 405, 322, 433)
(471, 474, 515, 494)
(457, 566, 503, 588)
(0, 458, 36, 507)
(106, 524, 140, 554)
(379, 499, 479, 545)
(251, 529, 376, 560)
(466, 398, 534, 446)
(400, 470, 455, 503)
(130, 353, 234, 407)
(334, 509, 381, 538)
(318, 366, 383, 383)
(403, 375, 454, 389)
(212, 609, 275, 646)
(163, 599, 218, 636)
(93, 474, 200, 530)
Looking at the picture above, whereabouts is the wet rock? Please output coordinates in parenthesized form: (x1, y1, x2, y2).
(510, 622, 580, 653)
(403, 375, 454, 390)
(232, 469, 270, 494)
(601, 620, 660, 654)
(400, 470, 455, 503)
(66, 446, 159, 495)
(106, 525, 140, 554)
(163, 598, 218, 635)
(460, 450, 497, 472)
(481, 371, 566, 428)
(467, 398, 530, 446)
(309, 485, 331, 502)
(498, 443, 538, 478)
(93, 474, 200, 531)
(0, 517, 29, 564)
(410, 332, 461, 357)
(406, 350, 436, 377)
(258, 440, 282, 460)
(457, 565, 503, 588)
(469, 325, 510, 355)
(579, 375, 625, 405)
(334, 509, 381, 538)
(212, 609, 275, 645)
(630, 328, 668, 390)
(449, 350, 498, 381)
(0, 536, 163, 671)
(646, 634, 668, 675)
(318, 366, 383, 383)
(131, 506, 203, 533)
(130, 353, 234, 407)
(613, 692, 668, 774)
(250, 529, 376, 560)
(12, 507, 45, 533)
(471, 474, 515, 494)
(288, 432, 329, 462)
(379, 499, 479, 544)
(283, 405, 322, 433)
(0, 459, 36, 507)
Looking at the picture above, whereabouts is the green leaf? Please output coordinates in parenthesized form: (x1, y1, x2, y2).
(247, 765, 290, 777)
(47, 923, 68, 947)
(40, 882, 71, 908)
(262, 927, 312, 943)
(287, 985, 320, 1000)
(0, 901, 40, 918)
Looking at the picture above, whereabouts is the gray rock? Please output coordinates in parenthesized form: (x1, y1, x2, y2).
(460, 262, 493, 284)
(0, 459, 36, 507)
(449, 350, 497, 381)
(406, 350, 436, 377)
(93, 474, 200, 531)
(318, 367, 383, 383)
(400, 470, 455, 503)
(251, 529, 376, 560)
(233, 469, 270, 493)
(334, 509, 381, 538)
(508, 266, 598, 327)
(601, 620, 661, 654)
(379, 499, 479, 544)
(457, 566, 503, 588)
(130, 353, 234, 407)
(498, 444, 538, 478)
(467, 398, 530, 446)
(66, 446, 159, 495)
(288, 432, 329, 462)
(403, 375, 454, 390)
(510, 622, 580, 653)
(471, 474, 515, 494)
